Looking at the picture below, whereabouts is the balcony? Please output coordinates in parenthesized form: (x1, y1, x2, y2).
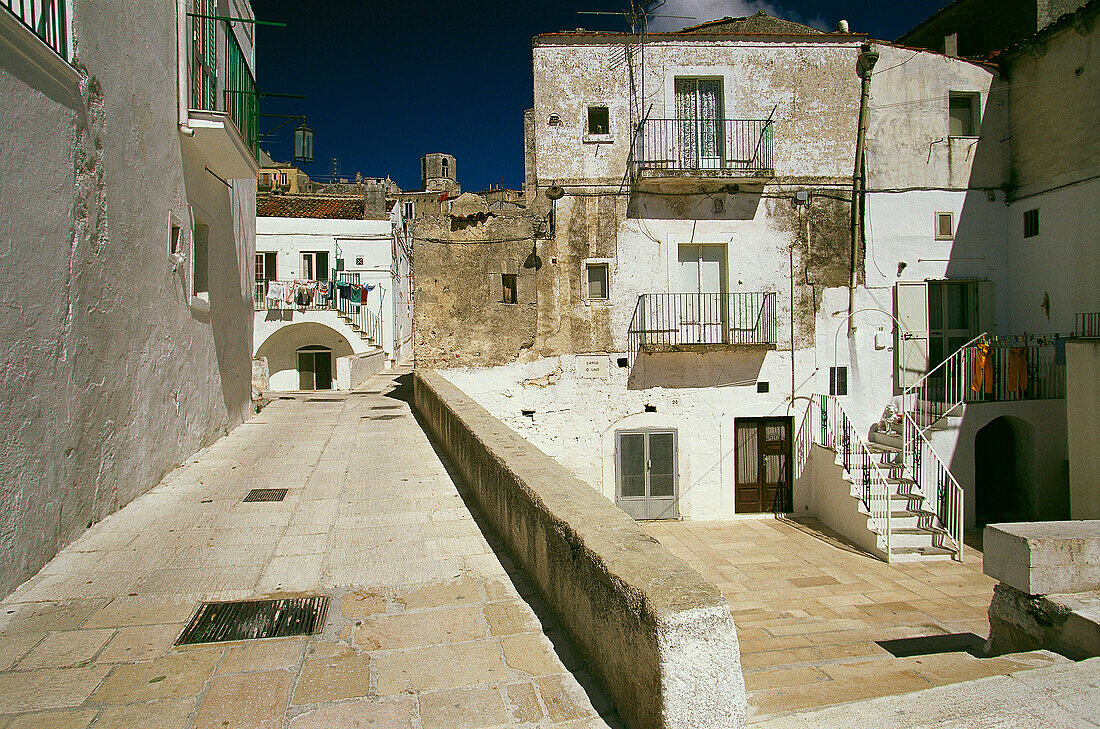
(634, 118, 774, 190)
(182, 4, 258, 179)
(1075, 312, 1100, 339)
(627, 292, 777, 366)
(256, 274, 383, 347)
(961, 336, 1066, 404)
(2, 0, 67, 58)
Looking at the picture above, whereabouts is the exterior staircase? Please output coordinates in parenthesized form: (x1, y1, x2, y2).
(813, 394, 959, 562)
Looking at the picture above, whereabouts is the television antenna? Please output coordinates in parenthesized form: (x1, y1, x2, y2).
(578, 1, 694, 34)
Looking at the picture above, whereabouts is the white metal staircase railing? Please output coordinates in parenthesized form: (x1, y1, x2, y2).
(814, 394, 893, 559)
(896, 332, 984, 561)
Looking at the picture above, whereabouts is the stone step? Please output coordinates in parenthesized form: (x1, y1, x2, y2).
(889, 544, 956, 558)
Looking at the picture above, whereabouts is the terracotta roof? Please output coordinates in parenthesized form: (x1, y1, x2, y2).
(257, 193, 367, 220)
(679, 11, 826, 36)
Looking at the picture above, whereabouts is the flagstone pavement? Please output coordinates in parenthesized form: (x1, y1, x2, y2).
(0, 370, 619, 729)
(0, 367, 1074, 728)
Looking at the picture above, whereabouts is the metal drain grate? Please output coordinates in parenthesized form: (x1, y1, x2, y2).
(371, 405, 401, 410)
(176, 596, 328, 645)
(243, 488, 288, 503)
(361, 414, 401, 421)
(307, 398, 342, 402)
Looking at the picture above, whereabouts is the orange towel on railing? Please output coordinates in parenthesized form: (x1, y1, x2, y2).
(1008, 347, 1028, 393)
(971, 343, 993, 394)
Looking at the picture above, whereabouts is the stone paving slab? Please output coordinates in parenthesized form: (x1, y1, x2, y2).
(0, 371, 619, 728)
(645, 518, 1071, 721)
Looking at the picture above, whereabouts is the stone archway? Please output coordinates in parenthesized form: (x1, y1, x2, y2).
(974, 416, 1036, 526)
(256, 322, 355, 391)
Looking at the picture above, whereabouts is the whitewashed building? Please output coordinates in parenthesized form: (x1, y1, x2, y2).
(254, 194, 413, 391)
(0, 0, 258, 595)
(429, 9, 1098, 561)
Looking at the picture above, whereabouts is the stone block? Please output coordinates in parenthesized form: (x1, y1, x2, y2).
(983, 521, 1100, 595)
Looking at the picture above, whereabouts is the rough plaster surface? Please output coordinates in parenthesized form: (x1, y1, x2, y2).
(987, 582, 1100, 659)
(0, 2, 254, 597)
(1067, 341, 1100, 520)
(413, 370, 746, 729)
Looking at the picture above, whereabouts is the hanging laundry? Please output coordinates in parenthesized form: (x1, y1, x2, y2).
(317, 280, 330, 298)
(283, 281, 297, 305)
(971, 343, 992, 394)
(266, 281, 285, 304)
(1007, 347, 1028, 393)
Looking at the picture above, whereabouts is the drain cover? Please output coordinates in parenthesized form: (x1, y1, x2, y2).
(307, 398, 341, 402)
(371, 405, 401, 410)
(243, 488, 288, 503)
(361, 414, 401, 421)
(176, 596, 328, 645)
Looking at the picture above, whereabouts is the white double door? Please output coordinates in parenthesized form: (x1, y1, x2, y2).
(677, 244, 727, 344)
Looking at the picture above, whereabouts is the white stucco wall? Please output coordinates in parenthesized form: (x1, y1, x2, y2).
(256, 215, 409, 363)
(253, 311, 373, 391)
(1067, 340, 1100, 520)
(0, 1, 255, 597)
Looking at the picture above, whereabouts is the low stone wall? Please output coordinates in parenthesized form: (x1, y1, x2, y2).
(413, 369, 746, 729)
(346, 349, 387, 389)
(985, 521, 1100, 659)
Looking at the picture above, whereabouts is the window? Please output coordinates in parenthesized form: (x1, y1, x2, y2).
(355, 257, 364, 266)
(829, 367, 848, 396)
(501, 274, 517, 304)
(192, 222, 209, 300)
(587, 106, 610, 135)
(4, 0, 70, 59)
(586, 262, 609, 300)
(302, 251, 329, 281)
(675, 78, 724, 169)
(403, 201, 414, 220)
(949, 92, 979, 137)
(936, 212, 954, 240)
(280, 172, 288, 186)
(1024, 208, 1039, 238)
(169, 217, 183, 257)
(255, 252, 276, 281)
(442, 158, 449, 177)
(190, 0, 217, 109)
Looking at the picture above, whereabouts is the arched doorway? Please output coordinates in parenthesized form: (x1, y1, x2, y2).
(974, 416, 1035, 526)
(255, 322, 355, 391)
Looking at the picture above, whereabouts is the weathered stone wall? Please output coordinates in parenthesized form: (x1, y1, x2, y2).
(413, 369, 746, 729)
(0, 2, 254, 597)
(411, 210, 542, 367)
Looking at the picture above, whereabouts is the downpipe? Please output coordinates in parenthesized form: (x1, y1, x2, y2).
(848, 44, 879, 335)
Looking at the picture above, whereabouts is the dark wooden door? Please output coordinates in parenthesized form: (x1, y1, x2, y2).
(735, 417, 792, 513)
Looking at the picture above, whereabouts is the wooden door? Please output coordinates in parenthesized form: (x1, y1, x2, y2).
(735, 418, 792, 513)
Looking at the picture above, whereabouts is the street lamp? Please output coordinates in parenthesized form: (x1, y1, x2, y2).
(294, 124, 314, 165)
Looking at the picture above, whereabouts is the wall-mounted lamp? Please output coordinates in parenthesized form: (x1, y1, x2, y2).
(294, 124, 314, 165)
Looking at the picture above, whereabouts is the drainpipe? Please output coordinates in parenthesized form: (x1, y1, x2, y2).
(849, 43, 878, 335)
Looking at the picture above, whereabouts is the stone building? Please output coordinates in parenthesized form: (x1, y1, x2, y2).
(414, 8, 1098, 562)
(0, 0, 258, 596)
(897, 0, 1085, 58)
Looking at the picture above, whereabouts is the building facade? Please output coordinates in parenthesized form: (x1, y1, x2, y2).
(254, 193, 413, 390)
(415, 9, 1097, 560)
(0, 0, 258, 596)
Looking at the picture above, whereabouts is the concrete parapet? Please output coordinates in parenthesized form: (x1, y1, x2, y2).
(345, 349, 386, 389)
(985, 521, 1100, 659)
(984, 521, 1100, 595)
(412, 369, 746, 729)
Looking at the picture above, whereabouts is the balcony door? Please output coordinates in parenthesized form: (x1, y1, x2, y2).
(675, 78, 723, 170)
(616, 430, 678, 520)
(678, 245, 727, 344)
(301, 251, 329, 281)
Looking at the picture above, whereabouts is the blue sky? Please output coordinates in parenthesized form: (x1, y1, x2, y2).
(251, 1, 952, 192)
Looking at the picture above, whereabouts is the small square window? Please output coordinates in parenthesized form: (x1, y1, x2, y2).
(169, 220, 182, 257)
(1024, 208, 1039, 238)
(949, 92, 979, 137)
(936, 212, 954, 240)
(587, 106, 609, 135)
(355, 257, 364, 266)
(501, 274, 517, 304)
(829, 366, 848, 396)
(586, 263, 608, 300)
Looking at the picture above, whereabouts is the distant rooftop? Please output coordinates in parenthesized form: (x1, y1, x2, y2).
(258, 193, 387, 220)
(679, 10, 826, 36)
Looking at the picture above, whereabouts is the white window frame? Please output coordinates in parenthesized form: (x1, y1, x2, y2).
(935, 211, 954, 240)
(584, 259, 611, 302)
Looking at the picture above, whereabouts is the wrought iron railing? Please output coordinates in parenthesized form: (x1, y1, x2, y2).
(3, 0, 67, 58)
(636, 118, 774, 175)
(187, 4, 258, 157)
(627, 291, 776, 365)
(902, 412, 964, 560)
(815, 394, 893, 559)
(962, 336, 1067, 403)
(335, 276, 383, 347)
(1076, 312, 1100, 339)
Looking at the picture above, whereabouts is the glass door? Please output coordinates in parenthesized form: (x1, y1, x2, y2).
(677, 245, 727, 344)
(735, 418, 792, 513)
(616, 430, 678, 520)
(675, 78, 724, 170)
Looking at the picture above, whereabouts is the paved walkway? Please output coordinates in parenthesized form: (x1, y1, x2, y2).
(644, 518, 1070, 722)
(0, 370, 617, 728)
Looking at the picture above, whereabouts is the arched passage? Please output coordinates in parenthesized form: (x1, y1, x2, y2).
(974, 416, 1036, 526)
(256, 322, 355, 391)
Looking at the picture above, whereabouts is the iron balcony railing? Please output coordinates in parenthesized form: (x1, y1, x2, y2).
(962, 336, 1067, 404)
(637, 118, 774, 175)
(627, 292, 776, 365)
(255, 279, 334, 311)
(3, 0, 67, 58)
(188, 3, 258, 157)
(1075, 312, 1100, 338)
